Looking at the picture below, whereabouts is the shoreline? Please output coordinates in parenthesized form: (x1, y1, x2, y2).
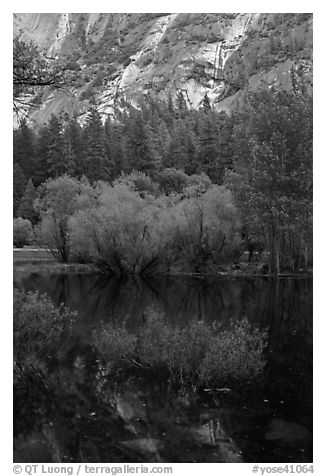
(13, 260, 313, 279)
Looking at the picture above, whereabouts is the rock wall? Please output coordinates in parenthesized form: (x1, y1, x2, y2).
(13, 13, 313, 125)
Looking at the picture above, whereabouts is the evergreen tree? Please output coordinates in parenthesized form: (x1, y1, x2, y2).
(200, 92, 211, 112)
(123, 110, 160, 174)
(164, 93, 175, 129)
(34, 124, 52, 186)
(197, 112, 222, 182)
(13, 119, 37, 180)
(183, 131, 199, 176)
(62, 115, 85, 177)
(13, 163, 27, 217)
(214, 112, 234, 181)
(84, 107, 112, 182)
(156, 119, 172, 168)
(33, 114, 66, 183)
(12, 94, 238, 194)
(46, 114, 66, 177)
(175, 91, 188, 119)
(166, 119, 189, 169)
(143, 122, 163, 172)
(167, 93, 175, 116)
(104, 116, 121, 178)
(17, 178, 38, 223)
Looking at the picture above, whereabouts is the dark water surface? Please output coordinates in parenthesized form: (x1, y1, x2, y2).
(14, 272, 313, 463)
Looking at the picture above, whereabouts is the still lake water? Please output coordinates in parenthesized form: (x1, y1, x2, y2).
(14, 271, 313, 463)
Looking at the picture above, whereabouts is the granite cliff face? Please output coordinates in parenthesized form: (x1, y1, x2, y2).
(13, 13, 313, 124)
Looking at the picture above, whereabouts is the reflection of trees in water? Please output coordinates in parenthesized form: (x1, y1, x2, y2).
(14, 272, 313, 462)
(248, 278, 312, 346)
(16, 273, 312, 340)
(242, 278, 313, 431)
(140, 275, 245, 328)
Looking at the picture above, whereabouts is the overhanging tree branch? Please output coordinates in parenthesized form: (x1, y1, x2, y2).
(13, 37, 76, 120)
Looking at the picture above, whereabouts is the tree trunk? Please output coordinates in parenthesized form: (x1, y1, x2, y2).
(275, 244, 280, 275)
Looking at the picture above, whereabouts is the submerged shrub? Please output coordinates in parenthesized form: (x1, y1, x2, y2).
(93, 310, 267, 387)
(13, 289, 76, 365)
(92, 322, 137, 365)
(199, 321, 268, 384)
(135, 310, 172, 366)
(164, 320, 213, 384)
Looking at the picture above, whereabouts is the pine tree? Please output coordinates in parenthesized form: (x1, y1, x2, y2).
(164, 93, 175, 129)
(196, 111, 223, 183)
(167, 93, 175, 116)
(34, 124, 52, 186)
(215, 112, 234, 182)
(13, 118, 37, 180)
(184, 131, 198, 175)
(175, 91, 188, 119)
(17, 178, 38, 223)
(156, 119, 172, 168)
(104, 116, 120, 178)
(84, 107, 112, 182)
(167, 119, 190, 169)
(200, 92, 211, 112)
(46, 114, 65, 177)
(13, 163, 27, 217)
(143, 122, 163, 172)
(123, 110, 160, 174)
(62, 115, 85, 177)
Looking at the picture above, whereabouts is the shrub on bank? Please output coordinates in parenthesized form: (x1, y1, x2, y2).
(32, 174, 242, 274)
(13, 217, 33, 248)
(70, 182, 178, 275)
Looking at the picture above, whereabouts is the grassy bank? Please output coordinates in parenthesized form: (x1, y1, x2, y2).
(14, 248, 312, 278)
(13, 248, 98, 274)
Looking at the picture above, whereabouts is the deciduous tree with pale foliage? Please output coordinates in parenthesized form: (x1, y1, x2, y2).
(225, 86, 312, 273)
